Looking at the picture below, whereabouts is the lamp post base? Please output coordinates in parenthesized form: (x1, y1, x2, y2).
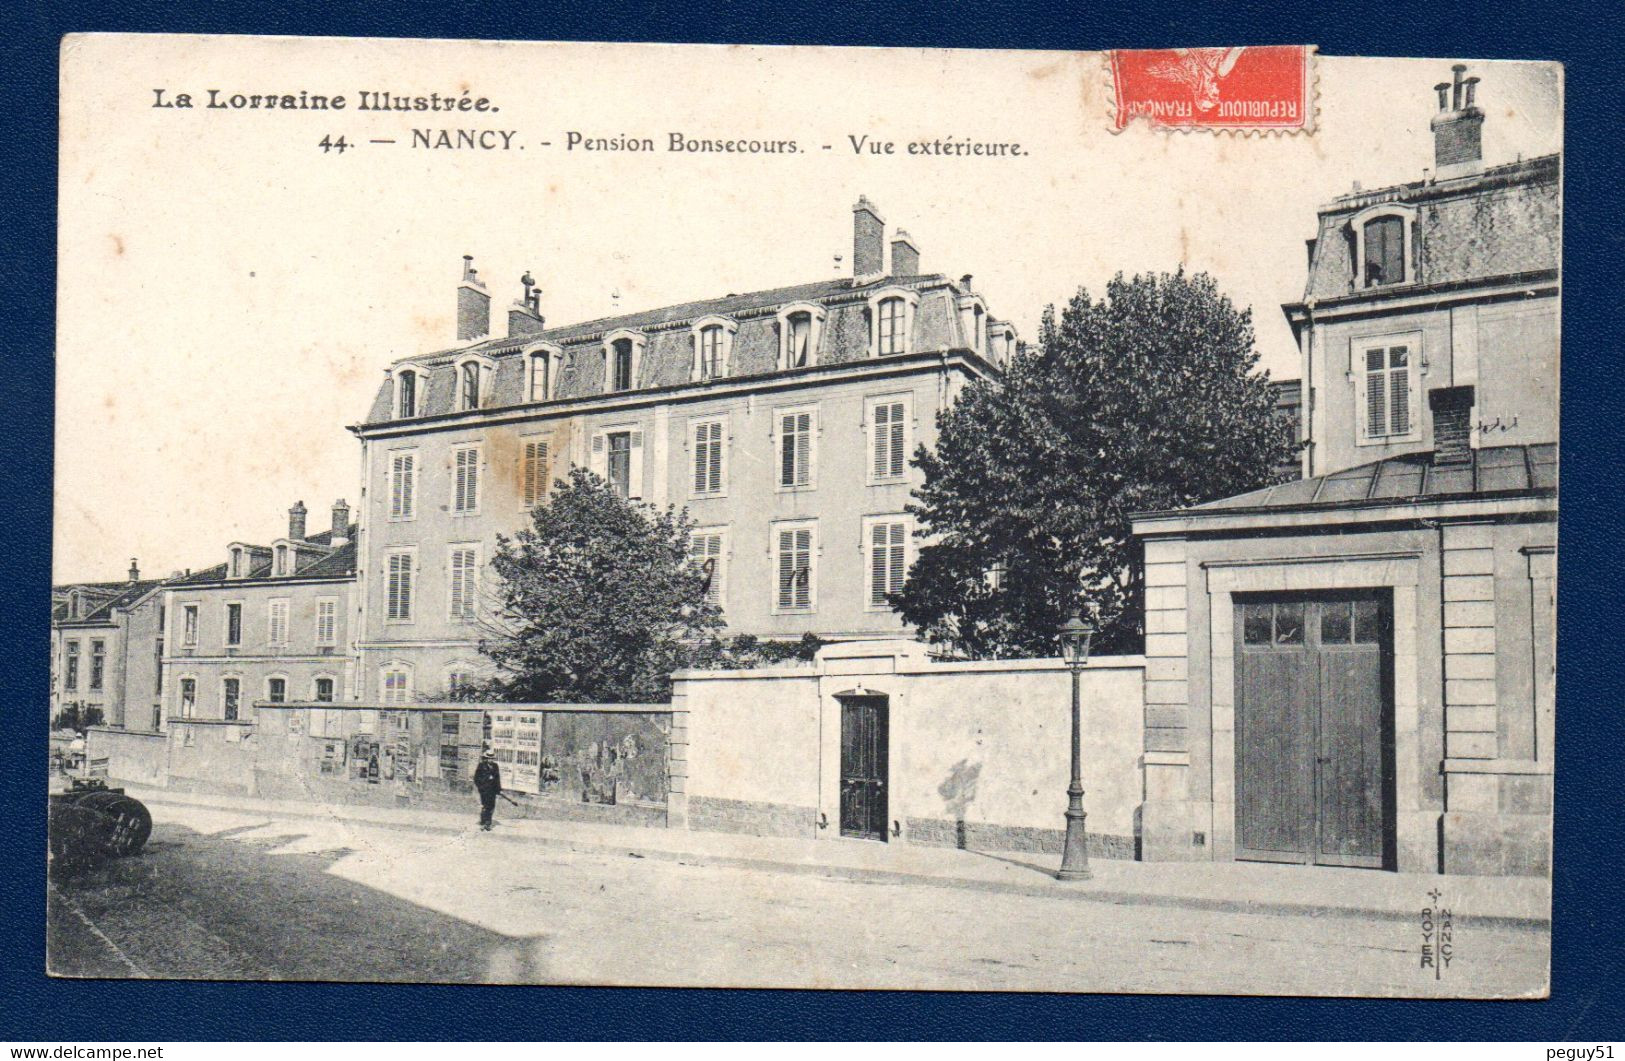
(1057, 804, 1091, 881)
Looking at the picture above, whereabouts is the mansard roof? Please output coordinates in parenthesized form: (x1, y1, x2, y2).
(363, 271, 998, 426)
(168, 526, 359, 587)
(53, 579, 167, 625)
(1295, 153, 1560, 306)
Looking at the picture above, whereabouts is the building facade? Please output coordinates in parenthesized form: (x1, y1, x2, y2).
(161, 500, 358, 723)
(349, 197, 1017, 700)
(50, 563, 167, 731)
(1130, 66, 1559, 876)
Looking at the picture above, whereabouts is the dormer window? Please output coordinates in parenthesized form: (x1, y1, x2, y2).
(67, 592, 80, 619)
(867, 287, 919, 358)
(987, 322, 1017, 366)
(603, 329, 645, 393)
(776, 302, 827, 370)
(1350, 204, 1417, 290)
(690, 316, 737, 382)
(229, 547, 244, 579)
(525, 344, 562, 403)
(274, 545, 290, 576)
(453, 354, 496, 412)
(395, 369, 418, 419)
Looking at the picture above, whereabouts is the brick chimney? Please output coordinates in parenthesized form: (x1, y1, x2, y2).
(128, 558, 140, 582)
(852, 196, 886, 279)
(891, 229, 920, 276)
(457, 255, 490, 341)
(330, 499, 351, 547)
(1430, 64, 1484, 179)
(288, 500, 308, 541)
(1429, 385, 1475, 465)
(509, 270, 546, 337)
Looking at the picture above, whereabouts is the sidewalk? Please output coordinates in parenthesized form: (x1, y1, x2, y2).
(124, 785, 1551, 929)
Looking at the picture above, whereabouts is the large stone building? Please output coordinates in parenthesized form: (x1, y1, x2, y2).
(161, 500, 358, 721)
(348, 197, 1017, 701)
(1130, 66, 1558, 875)
(50, 563, 167, 731)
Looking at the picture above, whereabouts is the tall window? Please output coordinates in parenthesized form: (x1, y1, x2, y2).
(389, 451, 416, 520)
(607, 431, 633, 498)
(1363, 216, 1405, 286)
(1364, 344, 1413, 439)
(64, 642, 79, 690)
(689, 530, 725, 605)
(386, 552, 414, 621)
(397, 369, 418, 418)
(229, 547, 244, 578)
(314, 677, 335, 703)
(382, 668, 411, 705)
(522, 439, 549, 508)
(225, 602, 242, 647)
(869, 520, 908, 607)
(611, 338, 634, 391)
(268, 599, 289, 645)
(785, 311, 814, 368)
(449, 546, 478, 621)
(267, 677, 287, 704)
(89, 641, 104, 690)
(223, 678, 240, 721)
(778, 410, 813, 489)
(528, 352, 550, 402)
(460, 360, 481, 410)
(179, 678, 196, 717)
(315, 599, 337, 646)
(452, 446, 480, 513)
(182, 604, 199, 647)
(698, 326, 724, 380)
(871, 400, 907, 481)
(154, 637, 163, 694)
(275, 545, 290, 576)
(693, 420, 725, 496)
(775, 525, 814, 612)
(877, 297, 906, 356)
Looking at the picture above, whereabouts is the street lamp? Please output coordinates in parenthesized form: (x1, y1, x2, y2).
(1057, 608, 1097, 881)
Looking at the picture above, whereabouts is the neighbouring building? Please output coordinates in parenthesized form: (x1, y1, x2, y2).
(1270, 378, 1303, 481)
(349, 196, 1018, 700)
(1130, 65, 1559, 876)
(161, 500, 358, 723)
(50, 561, 168, 731)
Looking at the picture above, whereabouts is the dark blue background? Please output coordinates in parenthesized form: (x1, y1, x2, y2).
(4, 0, 1620, 1042)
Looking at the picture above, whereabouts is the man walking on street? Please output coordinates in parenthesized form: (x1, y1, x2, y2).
(474, 748, 502, 831)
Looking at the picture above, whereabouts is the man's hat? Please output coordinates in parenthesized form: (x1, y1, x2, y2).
(481, 749, 496, 759)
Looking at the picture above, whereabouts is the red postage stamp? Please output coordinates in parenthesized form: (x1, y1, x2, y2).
(1108, 45, 1315, 132)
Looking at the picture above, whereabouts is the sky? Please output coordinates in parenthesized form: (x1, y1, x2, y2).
(54, 38, 1562, 582)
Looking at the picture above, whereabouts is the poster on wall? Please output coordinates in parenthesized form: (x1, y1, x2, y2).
(488, 711, 541, 794)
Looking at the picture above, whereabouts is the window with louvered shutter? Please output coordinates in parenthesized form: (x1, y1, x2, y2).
(390, 453, 415, 519)
(386, 553, 413, 621)
(869, 521, 907, 606)
(693, 420, 724, 495)
(1364, 345, 1412, 439)
(449, 547, 477, 621)
(690, 532, 724, 604)
(872, 401, 906, 479)
(522, 440, 549, 507)
(776, 527, 813, 610)
(779, 411, 812, 488)
(452, 447, 480, 513)
(315, 599, 336, 646)
(269, 599, 289, 645)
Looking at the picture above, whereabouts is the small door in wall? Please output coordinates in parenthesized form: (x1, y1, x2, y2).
(838, 695, 888, 842)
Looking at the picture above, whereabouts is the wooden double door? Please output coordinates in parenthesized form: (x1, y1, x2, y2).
(839, 695, 889, 842)
(1234, 591, 1396, 869)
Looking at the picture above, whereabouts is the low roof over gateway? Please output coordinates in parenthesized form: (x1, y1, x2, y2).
(1186, 443, 1557, 517)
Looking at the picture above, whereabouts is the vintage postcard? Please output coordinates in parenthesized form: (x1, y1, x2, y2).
(50, 34, 1559, 996)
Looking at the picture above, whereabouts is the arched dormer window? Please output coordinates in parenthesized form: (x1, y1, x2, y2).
(987, 321, 1017, 367)
(776, 302, 827, 370)
(67, 591, 80, 619)
(393, 367, 419, 419)
(453, 354, 496, 412)
(524, 343, 563, 403)
(274, 544, 291, 577)
(957, 293, 989, 355)
(229, 546, 245, 579)
(602, 329, 645, 393)
(866, 287, 920, 358)
(1350, 203, 1418, 290)
(690, 316, 738, 382)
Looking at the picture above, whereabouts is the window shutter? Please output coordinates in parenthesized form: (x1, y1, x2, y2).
(1389, 350, 1410, 436)
(1365, 349, 1387, 438)
(523, 441, 548, 507)
(889, 409, 906, 478)
(888, 523, 906, 596)
(628, 431, 644, 499)
(777, 530, 795, 609)
(795, 529, 811, 608)
(453, 448, 479, 512)
(870, 523, 890, 605)
(590, 433, 607, 479)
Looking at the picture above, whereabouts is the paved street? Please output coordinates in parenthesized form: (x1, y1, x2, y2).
(47, 802, 1548, 995)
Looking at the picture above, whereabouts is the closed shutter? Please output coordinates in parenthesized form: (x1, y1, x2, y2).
(780, 412, 812, 487)
(1388, 347, 1411, 436)
(1364, 349, 1387, 438)
(694, 421, 723, 495)
(449, 548, 476, 620)
(590, 432, 607, 480)
(870, 522, 907, 605)
(387, 554, 413, 621)
(628, 430, 645, 500)
(523, 440, 549, 507)
(690, 532, 724, 603)
(777, 528, 812, 610)
(316, 600, 335, 645)
(391, 453, 415, 519)
(873, 402, 906, 479)
(454, 448, 479, 512)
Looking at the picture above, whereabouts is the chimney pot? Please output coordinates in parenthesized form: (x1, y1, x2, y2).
(458, 256, 491, 341)
(1430, 66, 1484, 175)
(852, 196, 886, 279)
(288, 500, 308, 541)
(128, 558, 140, 582)
(330, 499, 352, 546)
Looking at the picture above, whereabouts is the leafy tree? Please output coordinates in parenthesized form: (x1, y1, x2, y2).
(52, 704, 104, 733)
(895, 269, 1295, 658)
(474, 468, 723, 703)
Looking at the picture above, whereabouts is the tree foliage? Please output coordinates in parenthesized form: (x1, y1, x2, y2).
(895, 269, 1295, 658)
(475, 468, 724, 703)
(53, 704, 105, 733)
